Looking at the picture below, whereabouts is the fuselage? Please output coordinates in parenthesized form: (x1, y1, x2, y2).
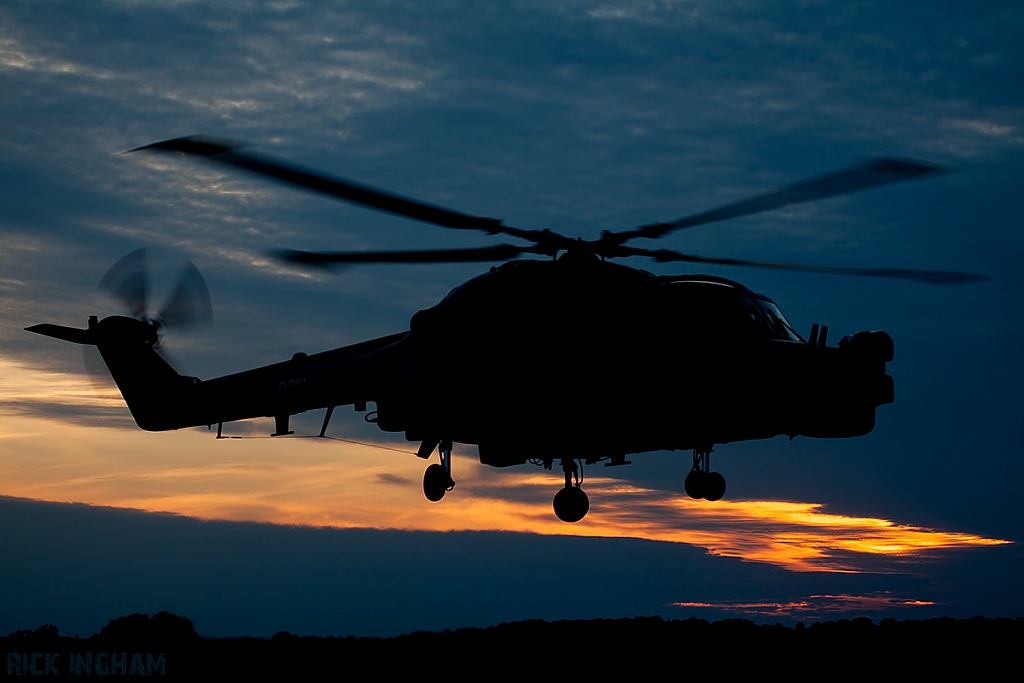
(36, 254, 895, 467)
(368, 254, 894, 464)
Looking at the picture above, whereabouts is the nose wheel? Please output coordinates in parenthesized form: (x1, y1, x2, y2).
(552, 458, 590, 523)
(685, 448, 726, 501)
(423, 440, 455, 502)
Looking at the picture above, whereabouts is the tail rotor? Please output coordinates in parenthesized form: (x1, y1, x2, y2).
(85, 249, 213, 387)
(97, 248, 213, 346)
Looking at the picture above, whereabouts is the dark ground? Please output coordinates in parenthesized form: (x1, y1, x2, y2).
(2, 612, 1019, 677)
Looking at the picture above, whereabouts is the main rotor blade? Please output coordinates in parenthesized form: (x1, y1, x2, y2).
(275, 244, 532, 267)
(609, 159, 945, 244)
(619, 246, 987, 286)
(130, 136, 550, 244)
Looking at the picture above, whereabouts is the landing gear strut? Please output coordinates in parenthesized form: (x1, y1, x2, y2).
(684, 447, 726, 501)
(423, 439, 455, 502)
(552, 458, 590, 523)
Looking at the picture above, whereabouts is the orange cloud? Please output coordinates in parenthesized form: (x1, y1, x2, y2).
(0, 356, 1009, 573)
(674, 593, 938, 618)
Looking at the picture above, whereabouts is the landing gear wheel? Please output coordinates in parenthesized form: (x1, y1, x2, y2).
(423, 463, 453, 502)
(553, 486, 590, 523)
(703, 472, 727, 501)
(684, 469, 706, 499)
(687, 447, 727, 501)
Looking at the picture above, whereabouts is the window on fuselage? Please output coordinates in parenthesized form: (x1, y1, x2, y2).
(755, 298, 803, 342)
(664, 284, 801, 342)
(664, 284, 762, 341)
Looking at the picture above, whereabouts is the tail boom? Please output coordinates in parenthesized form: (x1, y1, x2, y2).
(27, 316, 401, 432)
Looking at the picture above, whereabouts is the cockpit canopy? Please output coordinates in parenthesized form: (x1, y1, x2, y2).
(430, 263, 803, 347)
(746, 296, 803, 341)
(661, 280, 803, 343)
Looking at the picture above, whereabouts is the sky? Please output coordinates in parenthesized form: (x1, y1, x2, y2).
(1, 0, 1022, 637)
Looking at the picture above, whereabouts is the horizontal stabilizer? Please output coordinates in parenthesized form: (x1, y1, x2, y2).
(25, 323, 95, 345)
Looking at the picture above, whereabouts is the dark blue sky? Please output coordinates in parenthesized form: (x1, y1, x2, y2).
(0, 0, 1022, 635)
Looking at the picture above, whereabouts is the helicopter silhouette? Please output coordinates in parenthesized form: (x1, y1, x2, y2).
(27, 137, 984, 523)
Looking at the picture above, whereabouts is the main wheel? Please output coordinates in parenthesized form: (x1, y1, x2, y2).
(703, 471, 727, 501)
(553, 487, 590, 523)
(423, 464, 452, 502)
(684, 469, 706, 499)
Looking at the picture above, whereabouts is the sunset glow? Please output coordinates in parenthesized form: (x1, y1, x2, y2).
(673, 593, 939, 618)
(0, 357, 1009, 574)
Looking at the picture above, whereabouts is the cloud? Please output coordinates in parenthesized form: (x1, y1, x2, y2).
(0, 355, 133, 429)
(443, 473, 1008, 572)
(0, 494, 913, 637)
(674, 592, 937, 618)
(0, 399, 136, 429)
(377, 472, 413, 486)
(0, 359, 1007, 574)
(0, 2, 435, 143)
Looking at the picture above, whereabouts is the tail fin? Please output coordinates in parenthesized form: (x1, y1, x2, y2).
(27, 316, 196, 431)
(25, 323, 96, 345)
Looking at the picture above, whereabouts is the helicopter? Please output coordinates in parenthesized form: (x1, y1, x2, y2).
(27, 136, 984, 523)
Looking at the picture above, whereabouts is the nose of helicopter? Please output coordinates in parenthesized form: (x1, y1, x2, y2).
(798, 330, 895, 439)
(839, 330, 895, 405)
(839, 330, 894, 364)
(875, 372, 895, 405)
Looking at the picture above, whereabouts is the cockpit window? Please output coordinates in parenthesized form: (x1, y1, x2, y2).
(756, 299, 803, 342)
(728, 294, 803, 341)
(656, 283, 803, 343)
